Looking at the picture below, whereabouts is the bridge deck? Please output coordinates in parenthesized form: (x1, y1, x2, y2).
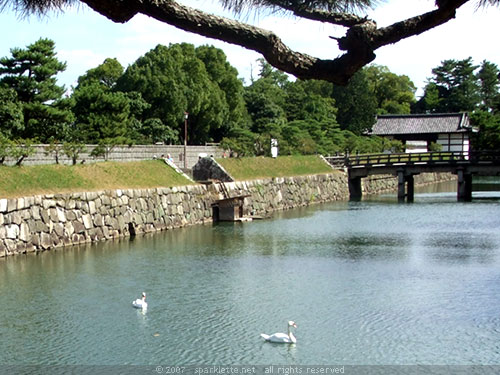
(324, 151, 500, 202)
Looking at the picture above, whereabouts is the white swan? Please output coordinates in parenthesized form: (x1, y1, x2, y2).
(261, 321, 297, 344)
(132, 292, 148, 310)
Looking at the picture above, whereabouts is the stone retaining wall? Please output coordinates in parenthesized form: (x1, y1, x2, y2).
(221, 173, 349, 215)
(362, 173, 456, 195)
(0, 173, 348, 257)
(0, 171, 454, 257)
(0, 186, 216, 257)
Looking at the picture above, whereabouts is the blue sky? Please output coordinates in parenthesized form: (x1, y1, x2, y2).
(0, 0, 499, 96)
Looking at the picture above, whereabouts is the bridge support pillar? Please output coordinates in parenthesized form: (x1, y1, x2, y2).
(397, 170, 415, 203)
(406, 174, 414, 203)
(397, 170, 406, 202)
(348, 176, 362, 201)
(457, 169, 472, 202)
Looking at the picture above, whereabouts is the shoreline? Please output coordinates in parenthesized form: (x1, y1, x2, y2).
(0, 171, 455, 258)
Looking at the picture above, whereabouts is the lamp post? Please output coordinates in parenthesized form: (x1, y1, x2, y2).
(184, 111, 188, 169)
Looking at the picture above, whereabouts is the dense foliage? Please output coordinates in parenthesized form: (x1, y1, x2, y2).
(1, 38, 500, 162)
(415, 58, 500, 149)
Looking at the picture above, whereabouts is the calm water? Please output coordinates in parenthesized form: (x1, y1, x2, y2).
(1, 181, 500, 367)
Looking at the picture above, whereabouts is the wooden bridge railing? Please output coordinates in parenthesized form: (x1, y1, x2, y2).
(324, 151, 500, 169)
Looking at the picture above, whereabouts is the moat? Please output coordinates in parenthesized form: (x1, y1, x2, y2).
(1, 180, 499, 368)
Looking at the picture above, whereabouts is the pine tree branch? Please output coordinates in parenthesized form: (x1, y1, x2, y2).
(13, 0, 476, 84)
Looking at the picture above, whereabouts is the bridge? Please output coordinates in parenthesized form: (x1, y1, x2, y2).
(324, 151, 500, 202)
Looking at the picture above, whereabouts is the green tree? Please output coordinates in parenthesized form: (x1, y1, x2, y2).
(478, 60, 500, 112)
(44, 138, 63, 164)
(0, 133, 12, 164)
(71, 58, 148, 143)
(62, 142, 87, 165)
(365, 65, 416, 114)
(283, 80, 336, 122)
(77, 57, 124, 89)
(331, 68, 377, 135)
(141, 118, 178, 144)
(72, 83, 132, 142)
(0, 85, 23, 138)
(196, 45, 249, 140)
(0, 38, 73, 141)
(243, 60, 288, 138)
(116, 43, 246, 144)
(418, 58, 481, 113)
(10, 138, 35, 165)
(470, 111, 500, 150)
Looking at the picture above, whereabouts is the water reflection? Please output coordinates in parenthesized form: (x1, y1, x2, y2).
(424, 232, 496, 264)
(334, 234, 410, 260)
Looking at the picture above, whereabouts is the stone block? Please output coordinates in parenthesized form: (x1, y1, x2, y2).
(64, 222, 75, 237)
(0, 199, 7, 213)
(63, 236, 73, 247)
(31, 205, 41, 220)
(81, 202, 89, 213)
(40, 209, 51, 224)
(19, 223, 31, 242)
(88, 201, 96, 215)
(7, 199, 17, 213)
(73, 220, 86, 234)
(6, 224, 19, 239)
(117, 215, 125, 230)
(133, 213, 143, 225)
(86, 192, 98, 201)
(17, 198, 26, 210)
(40, 232, 52, 250)
(110, 218, 119, 230)
(121, 195, 129, 205)
(49, 208, 59, 222)
(0, 240, 6, 256)
(93, 214, 104, 227)
(4, 239, 16, 253)
(11, 211, 22, 225)
(101, 195, 111, 206)
(42, 199, 56, 210)
(51, 232, 62, 248)
(35, 220, 49, 233)
(94, 198, 102, 210)
(102, 226, 111, 239)
(56, 207, 66, 222)
(31, 233, 40, 248)
(54, 223, 64, 237)
(16, 242, 27, 254)
(82, 214, 93, 229)
(66, 210, 77, 221)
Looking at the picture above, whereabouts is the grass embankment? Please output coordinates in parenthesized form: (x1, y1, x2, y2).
(0, 160, 192, 198)
(217, 155, 334, 180)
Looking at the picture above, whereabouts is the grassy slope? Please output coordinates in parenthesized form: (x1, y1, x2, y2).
(0, 160, 192, 198)
(216, 155, 334, 180)
(0, 155, 336, 198)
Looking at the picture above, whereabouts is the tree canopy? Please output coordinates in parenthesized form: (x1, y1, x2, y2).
(1, 0, 499, 85)
(3, 37, 500, 157)
(0, 37, 73, 142)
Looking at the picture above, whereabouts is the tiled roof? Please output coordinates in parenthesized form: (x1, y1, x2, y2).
(372, 113, 471, 135)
